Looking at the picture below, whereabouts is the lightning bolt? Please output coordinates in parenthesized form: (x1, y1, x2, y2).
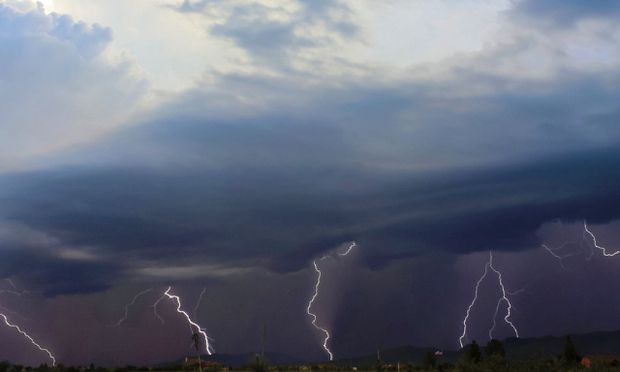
(163, 286, 214, 355)
(459, 252, 519, 348)
(541, 221, 618, 268)
(487, 252, 519, 340)
(541, 244, 572, 270)
(307, 259, 333, 361)
(5, 279, 18, 290)
(193, 287, 207, 318)
(306, 242, 357, 361)
(113, 289, 153, 327)
(459, 255, 490, 348)
(1, 279, 29, 297)
(0, 289, 23, 297)
(0, 314, 56, 365)
(0, 279, 54, 364)
(338, 242, 357, 257)
(506, 288, 527, 297)
(0, 281, 31, 322)
(584, 221, 620, 257)
(151, 292, 167, 325)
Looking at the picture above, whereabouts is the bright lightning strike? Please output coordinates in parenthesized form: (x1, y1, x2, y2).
(307, 260, 333, 361)
(459, 255, 490, 348)
(541, 221, 619, 267)
(584, 221, 620, 257)
(338, 242, 357, 257)
(487, 253, 519, 340)
(306, 241, 358, 361)
(0, 314, 56, 366)
(163, 286, 214, 355)
(459, 252, 519, 348)
(113, 289, 153, 327)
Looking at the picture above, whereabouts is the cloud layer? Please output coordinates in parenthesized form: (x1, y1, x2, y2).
(0, 0, 619, 307)
(0, 1, 145, 169)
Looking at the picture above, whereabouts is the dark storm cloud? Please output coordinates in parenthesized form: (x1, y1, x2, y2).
(3, 16, 620, 294)
(2, 143, 620, 294)
(511, 0, 620, 25)
(0, 243, 120, 296)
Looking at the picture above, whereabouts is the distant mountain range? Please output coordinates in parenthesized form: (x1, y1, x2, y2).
(164, 329, 620, 367)
(340, 330, 620, 366)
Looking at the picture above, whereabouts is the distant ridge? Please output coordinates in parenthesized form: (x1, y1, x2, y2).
(338, 329, 620, 366)
(163, 329, 620, 367)
(503, 329, 620, 359)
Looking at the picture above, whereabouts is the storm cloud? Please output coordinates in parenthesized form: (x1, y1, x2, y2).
(2, 64, 620, 293)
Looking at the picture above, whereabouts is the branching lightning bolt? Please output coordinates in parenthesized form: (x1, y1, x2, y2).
(1, 279, 29, 297)
(113, 289, 152, 327)
(306, 242, 357, 361)
(487, 253, 519, 340)
(0, 279, 54, 364)
(584, 221, 620, 257)
(459, 252, 519, 348)
(541, 221, 619, 268)
(459, 256, 490, 348)
(0, 314, 56, 366)
(163, 286, 214, 355)
(541, 244, 574, 270)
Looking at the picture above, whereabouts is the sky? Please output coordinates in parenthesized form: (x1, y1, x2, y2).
(1, 0, 620, 366)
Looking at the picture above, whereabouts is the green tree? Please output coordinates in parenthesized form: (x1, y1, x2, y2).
(562, 336, 580, 364)
(467, 341, 481, 364)
(423, 351, 436, 369)
(249, 354, 268, 372)
(484, 339, 505, 358)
